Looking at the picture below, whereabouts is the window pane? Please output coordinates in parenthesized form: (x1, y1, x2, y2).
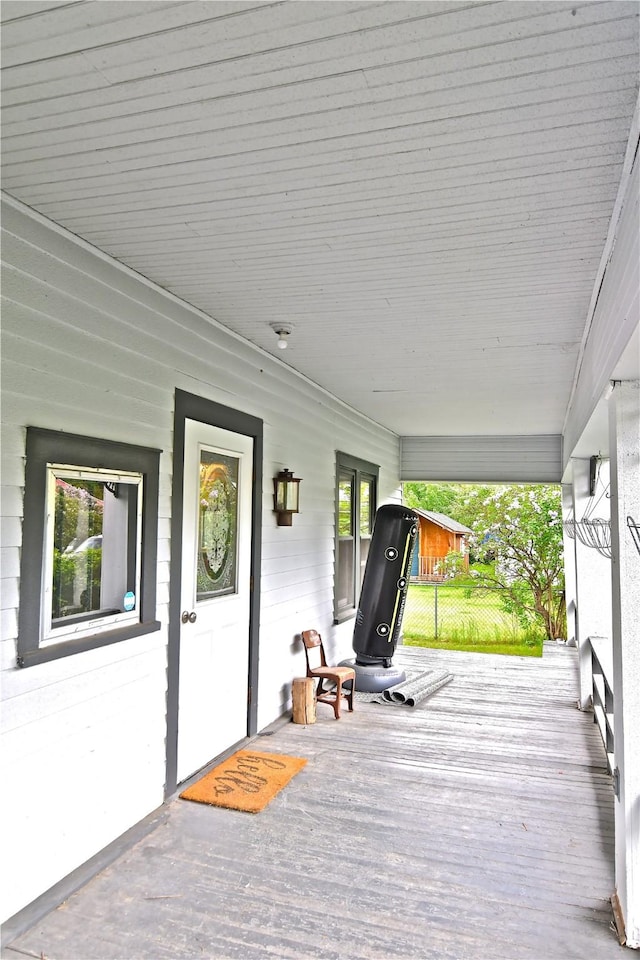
(49, 472, 140, 633)
(358, 477, 374, 590)
(197, 450, 239, 600)
(359, 478, 373, 535)
(359, 536, 371, 590)
(336, 539, 355, 613)
(52, 478, 103, 621)
(338, 477, 353, 536)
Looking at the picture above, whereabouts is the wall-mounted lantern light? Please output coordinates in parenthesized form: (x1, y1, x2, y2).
(273, 468, 302, 526)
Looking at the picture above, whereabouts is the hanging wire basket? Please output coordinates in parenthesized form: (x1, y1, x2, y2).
(563, 513, 576, 539)
(628, 516, 640, 557)
(574, 518, 612, 559)
(568, 456, 612, 559)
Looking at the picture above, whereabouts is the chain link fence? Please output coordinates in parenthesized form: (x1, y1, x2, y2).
(402, 583, 545, 647)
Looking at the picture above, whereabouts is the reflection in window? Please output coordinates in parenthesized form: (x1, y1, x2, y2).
(360, 479, 372, 535)
(197, 450, 239, 600)
(359, 477, 374, 583)
(45, 467, 142, 641)
(338, 478, 353, 536)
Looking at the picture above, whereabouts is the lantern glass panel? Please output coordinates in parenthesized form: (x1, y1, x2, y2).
(285, 480, 299, 513)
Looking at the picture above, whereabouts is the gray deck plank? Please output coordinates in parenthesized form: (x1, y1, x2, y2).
(2, 644, 624, 960)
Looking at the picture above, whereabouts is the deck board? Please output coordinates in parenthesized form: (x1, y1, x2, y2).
(2, 644, 624, 960)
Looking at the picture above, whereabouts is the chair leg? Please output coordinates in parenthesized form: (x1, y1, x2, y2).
(347, 678, 354, 712)
(333, 679, 342, 719)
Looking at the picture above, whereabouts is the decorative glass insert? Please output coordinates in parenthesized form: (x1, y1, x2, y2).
(44, 466, 143, 642)
(197, 449, 239, 600)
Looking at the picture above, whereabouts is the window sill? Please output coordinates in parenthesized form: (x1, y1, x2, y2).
(333, 610, 356, 625)
(16, 619, 162, 669)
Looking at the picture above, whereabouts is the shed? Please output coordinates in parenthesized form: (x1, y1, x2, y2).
(410, 510, 472, 582)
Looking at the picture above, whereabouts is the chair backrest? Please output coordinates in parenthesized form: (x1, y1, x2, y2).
(301, 629, 327, 672)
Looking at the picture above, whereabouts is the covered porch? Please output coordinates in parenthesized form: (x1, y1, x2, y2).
(1, 0, 638, 948)
(2, 643, 621, 960)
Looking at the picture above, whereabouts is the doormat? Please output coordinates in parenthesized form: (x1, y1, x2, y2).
(179, 750, 308, 814)
(355, 670, 453, 707)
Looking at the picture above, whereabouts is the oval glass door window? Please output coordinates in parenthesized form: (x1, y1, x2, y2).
(197, 450, 239, 599)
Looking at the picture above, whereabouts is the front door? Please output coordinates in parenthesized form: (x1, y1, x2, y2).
(177, 419, 253, 783)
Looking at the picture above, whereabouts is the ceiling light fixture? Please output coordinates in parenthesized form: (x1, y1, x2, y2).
(270, 322, 293, 350)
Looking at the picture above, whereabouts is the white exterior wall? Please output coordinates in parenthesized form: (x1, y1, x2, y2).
(571, 458, 613, 710)
(609, 381, 640, 948)
(0, 198, 400, 923)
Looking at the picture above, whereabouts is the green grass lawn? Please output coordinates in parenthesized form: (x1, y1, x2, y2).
(402, 583, 544, 657)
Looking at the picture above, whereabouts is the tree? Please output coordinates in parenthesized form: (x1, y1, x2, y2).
(403, 482, 471, 516)
(457, 484, 566, 640)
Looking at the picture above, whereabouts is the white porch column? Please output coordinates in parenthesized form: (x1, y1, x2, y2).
(609, 380, 640, 948)
(561, 484, 577, 647)
(571, 458, 612, 710)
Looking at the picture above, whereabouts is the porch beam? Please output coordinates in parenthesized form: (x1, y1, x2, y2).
(562, 97, 639, 470)
(400, 434, 561, 482)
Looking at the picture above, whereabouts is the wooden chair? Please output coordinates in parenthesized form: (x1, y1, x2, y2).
(300, 629, 355, 719)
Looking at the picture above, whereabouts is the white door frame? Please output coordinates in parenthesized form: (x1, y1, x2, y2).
(165, 390, 263, 797)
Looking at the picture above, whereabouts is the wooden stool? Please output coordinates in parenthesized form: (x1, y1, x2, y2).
(292, 677, 316, 724)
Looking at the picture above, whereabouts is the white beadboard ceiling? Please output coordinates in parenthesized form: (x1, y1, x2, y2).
(1, 0, 638, 440)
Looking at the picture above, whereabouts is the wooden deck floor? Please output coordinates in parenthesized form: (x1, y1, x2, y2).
(3, 644, 624, 960)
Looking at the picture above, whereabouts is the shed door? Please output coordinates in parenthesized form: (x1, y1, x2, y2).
(177, 420, 253, 782)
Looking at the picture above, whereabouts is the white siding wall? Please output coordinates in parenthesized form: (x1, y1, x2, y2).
(570, 458, 613, 710)
(0, 197, 400, 923)
(609, 381, 640, 947)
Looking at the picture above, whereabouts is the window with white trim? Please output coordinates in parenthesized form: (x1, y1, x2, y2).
(17, 428, 161, 667)
(334, 452, 378, 623)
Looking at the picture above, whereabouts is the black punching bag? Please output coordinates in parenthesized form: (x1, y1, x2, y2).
(352, 503, 418, 664)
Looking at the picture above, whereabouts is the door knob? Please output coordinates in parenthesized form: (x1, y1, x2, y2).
(181, 610, 197, 624)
